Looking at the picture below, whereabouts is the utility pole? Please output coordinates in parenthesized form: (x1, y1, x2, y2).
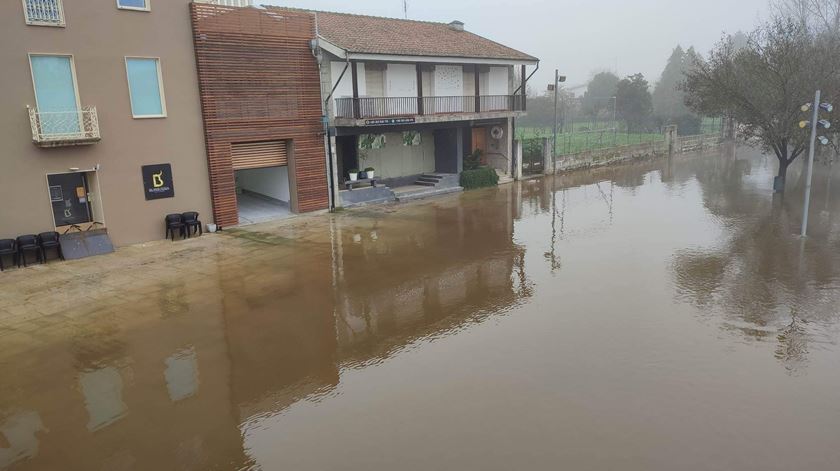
(552, 71, 566, 165)
(801, 90, 833, 237)
(403, 0, 408, 19)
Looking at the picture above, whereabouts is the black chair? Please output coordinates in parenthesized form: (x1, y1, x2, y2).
(38, 231, 64, 262)
(165, 214, 186, 241)
(16, 235, 42, 267)
(182, 212, 202, 238)
(0, 239, 16, 272)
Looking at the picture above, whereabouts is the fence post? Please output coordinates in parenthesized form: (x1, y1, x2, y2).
(513, 139, 524, 181)
(664, 125, 678, 156)
(542, 137, 553, 175)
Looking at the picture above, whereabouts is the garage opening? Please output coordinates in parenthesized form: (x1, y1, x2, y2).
(232, 140, 293, 225)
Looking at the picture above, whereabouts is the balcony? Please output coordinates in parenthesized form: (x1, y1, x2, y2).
(334, 95, 525, 123)
(28, 106, 101, 147)
(23, 0, 65, 27)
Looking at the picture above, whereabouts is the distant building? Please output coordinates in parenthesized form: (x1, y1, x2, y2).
(0, 0, 214, 247)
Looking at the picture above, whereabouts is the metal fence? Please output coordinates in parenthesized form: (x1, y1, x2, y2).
(517, 94, 724, 157)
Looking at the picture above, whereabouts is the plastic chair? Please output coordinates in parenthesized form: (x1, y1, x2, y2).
(165, 214, 186, 241)
(0, 239, 16, 272)
(38, 231, 64, 262)
(182, 212, 202, 238)
(16, 235, 42, 267)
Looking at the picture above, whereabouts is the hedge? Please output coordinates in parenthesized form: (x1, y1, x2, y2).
(460, 166, 499, 190)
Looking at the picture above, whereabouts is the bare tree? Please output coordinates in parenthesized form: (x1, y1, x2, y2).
(773, 0, 840, 32)
(682, 17, 840, 191)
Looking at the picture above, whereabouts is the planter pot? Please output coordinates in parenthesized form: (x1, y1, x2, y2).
(349, 173, 358, 182)
(366, 170, 375, 179)
(207, 223, 218, 233)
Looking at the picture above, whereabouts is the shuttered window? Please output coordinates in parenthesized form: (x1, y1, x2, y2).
(230, 141, 288, 170)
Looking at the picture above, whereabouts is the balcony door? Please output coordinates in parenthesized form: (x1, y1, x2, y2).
(386, 63, 417, 115)
(30, 55, 81, 135)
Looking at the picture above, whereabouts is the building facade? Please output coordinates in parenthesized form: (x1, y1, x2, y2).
(297, 10, 539, 207)
(189, 3, 330, 228)
(0, 0, 214, 247)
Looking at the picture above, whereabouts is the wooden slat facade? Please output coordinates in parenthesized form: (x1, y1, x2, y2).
(190, 4, 328, 227)
(231, 141, 288, 170)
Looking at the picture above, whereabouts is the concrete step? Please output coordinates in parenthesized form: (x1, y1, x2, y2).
(496, 169, 514, 185)
(415, 180, 437, 187)
(395, 186, 464, 202)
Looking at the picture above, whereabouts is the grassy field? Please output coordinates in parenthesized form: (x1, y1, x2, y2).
(517, 126, 665, 155)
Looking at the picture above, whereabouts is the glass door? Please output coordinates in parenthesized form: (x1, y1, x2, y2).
(48, 173, 92, 227)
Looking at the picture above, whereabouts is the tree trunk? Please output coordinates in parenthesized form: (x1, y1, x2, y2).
(775, 158, 789, 193)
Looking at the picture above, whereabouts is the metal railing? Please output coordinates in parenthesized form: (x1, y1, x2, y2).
(23, 0, 65, 26)
(194, 0, 254, 6)
(335, 95, 524, 119)
(28, 106, 101, 147)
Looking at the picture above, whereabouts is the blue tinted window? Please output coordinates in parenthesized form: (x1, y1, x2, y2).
(117, 0, 148, 9)
(126, 58, 164, 117)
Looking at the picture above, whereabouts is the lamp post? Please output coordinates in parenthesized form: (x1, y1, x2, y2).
(550, 71, 567, 167)
(800, 90, 833, 238)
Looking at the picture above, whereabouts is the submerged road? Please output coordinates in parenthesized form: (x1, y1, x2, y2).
(1, 145, 839, 470)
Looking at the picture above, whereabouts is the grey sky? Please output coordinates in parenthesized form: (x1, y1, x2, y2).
(261, 0, 769, 91)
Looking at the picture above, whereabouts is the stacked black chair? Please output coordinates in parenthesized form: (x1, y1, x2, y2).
(38, 231, 64, 263)
(165, 214, 186, 241)
(0, 239, 16, 272)
(16, 235, 42, 267)
(182, 212, 203, 238)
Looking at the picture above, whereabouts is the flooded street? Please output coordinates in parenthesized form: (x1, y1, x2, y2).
(2, 146, 840, 470)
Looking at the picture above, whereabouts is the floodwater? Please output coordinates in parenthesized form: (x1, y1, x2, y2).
(2, 146, 840, 470)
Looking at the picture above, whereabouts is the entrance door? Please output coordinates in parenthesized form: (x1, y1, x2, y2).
(472, 127, 487, 154)
(48, 173, 92, 227)
(30, 55, 81, 135)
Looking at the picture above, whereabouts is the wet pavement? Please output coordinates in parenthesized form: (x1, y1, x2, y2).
(1, 145, 840, 470)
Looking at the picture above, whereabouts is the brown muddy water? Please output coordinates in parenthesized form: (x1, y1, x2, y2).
(2, 146, 840, 470)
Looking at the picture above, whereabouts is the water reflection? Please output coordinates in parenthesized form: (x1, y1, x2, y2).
(1, 147, 839, 470)
(671, 150, 840, 373)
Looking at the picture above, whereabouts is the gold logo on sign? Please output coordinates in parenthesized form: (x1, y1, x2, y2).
(152, 171, 165, 188)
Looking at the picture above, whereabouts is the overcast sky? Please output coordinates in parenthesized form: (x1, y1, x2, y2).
(262, 0, 769, 91)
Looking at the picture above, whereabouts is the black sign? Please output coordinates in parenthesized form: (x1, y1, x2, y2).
(364, 117, 416, 126)
(141, 164, 175, 200)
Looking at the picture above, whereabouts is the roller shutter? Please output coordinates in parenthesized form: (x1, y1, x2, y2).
(231, 141, 288, 170)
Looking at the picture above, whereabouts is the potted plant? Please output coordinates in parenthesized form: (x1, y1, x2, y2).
(358, 149, 369, 179)
(348, 168, 359, 181)
(364, 167, 375, 179)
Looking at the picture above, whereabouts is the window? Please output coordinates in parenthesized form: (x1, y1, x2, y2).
(29, 54, 81, 135)
(116, 0, 150, 11)
(125, 58, 166, 118)
(23, 0, 65, 27)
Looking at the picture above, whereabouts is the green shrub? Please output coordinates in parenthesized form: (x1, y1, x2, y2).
(460, 166, 499, 190)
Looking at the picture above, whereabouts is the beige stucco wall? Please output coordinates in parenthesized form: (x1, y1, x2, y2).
(0, 0, 212, 247)
(359, 131, 435, 179)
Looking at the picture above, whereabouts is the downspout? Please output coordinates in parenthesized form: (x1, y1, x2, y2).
(512, 62, 539, 96)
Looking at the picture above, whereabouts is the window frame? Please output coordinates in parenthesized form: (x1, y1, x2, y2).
(124, 56, 167, 119)
(22, 0, 66, 27)
(28, 53, 82, 114)
(115, 0, 150, 12)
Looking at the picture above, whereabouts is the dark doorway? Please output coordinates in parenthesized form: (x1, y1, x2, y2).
(48, 173, 92, 227)
(434, 128, 459, 174)
(337, 135, 358, 180)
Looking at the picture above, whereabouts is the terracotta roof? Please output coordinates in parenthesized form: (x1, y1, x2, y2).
(265, 7, 538, 62)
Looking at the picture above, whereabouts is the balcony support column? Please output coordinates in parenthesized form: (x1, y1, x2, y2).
(416, 63, 424, 115)
(474, 65, 481, 113)
(351, 60, 360, 119)
(520, 64, 527, 111)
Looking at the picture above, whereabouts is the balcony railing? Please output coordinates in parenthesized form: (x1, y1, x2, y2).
(23, 0, 65, 26)
(28, 106, 101, 147)
(194, 0, 254, 6)
(335, 95, 524, 120)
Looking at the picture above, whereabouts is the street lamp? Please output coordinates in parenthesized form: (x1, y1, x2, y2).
(800, 90, 833, 238)
(549, 71, 567, 171)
